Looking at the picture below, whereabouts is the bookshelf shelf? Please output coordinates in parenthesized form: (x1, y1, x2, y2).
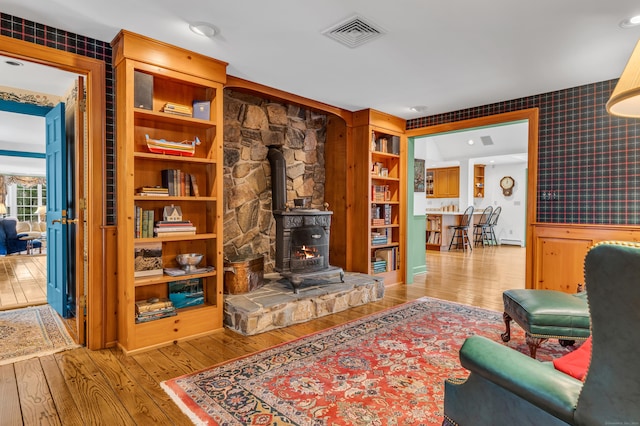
(113, 30, 227, 354)
(133, 107, 216, 128)
(134, 152, 215, 164)
(133, 270, 218, 287)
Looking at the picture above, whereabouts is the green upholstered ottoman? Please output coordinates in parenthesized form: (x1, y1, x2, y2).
(501, 289, 590, 358)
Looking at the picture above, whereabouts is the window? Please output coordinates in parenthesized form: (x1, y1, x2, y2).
(14, 184, 46, 222)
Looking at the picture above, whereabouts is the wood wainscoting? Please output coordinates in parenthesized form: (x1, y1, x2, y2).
(529, 223, 640, 293)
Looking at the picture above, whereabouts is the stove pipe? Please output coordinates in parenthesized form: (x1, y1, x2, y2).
(267, 147, 287, 212)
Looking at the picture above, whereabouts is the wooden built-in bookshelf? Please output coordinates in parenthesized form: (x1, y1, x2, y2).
(326, 109, 406, 285)
(112, 30, 227, 354)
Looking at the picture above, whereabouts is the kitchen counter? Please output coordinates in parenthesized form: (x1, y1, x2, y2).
(426, 210, 483, 251)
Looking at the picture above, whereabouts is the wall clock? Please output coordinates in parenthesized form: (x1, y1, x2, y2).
(500, 176, 515, 196)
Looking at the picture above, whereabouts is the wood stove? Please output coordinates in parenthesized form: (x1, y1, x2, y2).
(268, 147, 344, 293)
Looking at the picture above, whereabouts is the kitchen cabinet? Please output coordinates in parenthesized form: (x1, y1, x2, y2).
(428, 166, 459, 198)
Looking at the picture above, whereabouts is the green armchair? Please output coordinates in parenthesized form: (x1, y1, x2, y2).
(442, 241, 640, 426)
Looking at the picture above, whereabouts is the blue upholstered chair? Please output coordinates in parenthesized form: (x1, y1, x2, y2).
(442, 241, 640, 425)
(0, 218, 42, 255)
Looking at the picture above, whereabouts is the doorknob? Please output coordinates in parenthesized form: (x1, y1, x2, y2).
(52, 219, 62, 224)
(67, 219, 79, 224)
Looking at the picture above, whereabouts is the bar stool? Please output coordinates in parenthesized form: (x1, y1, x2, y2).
(487, 206, 502, 245)
(473, 205, 493, 247)
(448, 206, 474, 251)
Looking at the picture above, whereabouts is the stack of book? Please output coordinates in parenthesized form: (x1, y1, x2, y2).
(371, 229, 389, 246)
(135, 297, 177, 323)
(154, 220, 196, 237)
(162, 102, 192, 117)
(371, 218, 386, 226)
(137, 186, 169, 197)
(371, 185, 390, 202)
(371, 259, 387, 274)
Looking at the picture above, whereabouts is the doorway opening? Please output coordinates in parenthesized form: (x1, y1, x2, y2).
(0, 54, 84, 342)
(405, 108, 539, 287)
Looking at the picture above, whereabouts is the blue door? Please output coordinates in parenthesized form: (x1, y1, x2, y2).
(46, 102, 68, 317)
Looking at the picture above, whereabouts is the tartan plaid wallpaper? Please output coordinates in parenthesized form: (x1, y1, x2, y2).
(407, 81, 640, 225)
(1, 12, 116, 225)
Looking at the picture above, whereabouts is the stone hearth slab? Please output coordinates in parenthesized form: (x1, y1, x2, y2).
(224, 272, 385, 335)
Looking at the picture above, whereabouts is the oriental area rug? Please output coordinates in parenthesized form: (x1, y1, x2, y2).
(0, 304, 79, 365)
(162, 297, 574, 425)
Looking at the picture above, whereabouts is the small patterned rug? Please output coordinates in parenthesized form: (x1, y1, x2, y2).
(161, 297, 575, 425)
(0, 304, 79, 365)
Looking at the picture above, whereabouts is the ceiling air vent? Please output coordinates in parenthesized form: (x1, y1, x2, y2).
(480, 136, 494, 146)
(322, 15, 385, 48)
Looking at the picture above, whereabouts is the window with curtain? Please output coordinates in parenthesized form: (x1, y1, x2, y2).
(14, 184, 46, 221)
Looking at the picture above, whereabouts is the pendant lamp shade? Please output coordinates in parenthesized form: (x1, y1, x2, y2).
(607, 39, 640, 118)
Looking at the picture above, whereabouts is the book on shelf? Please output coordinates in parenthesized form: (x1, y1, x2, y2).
(371, 185, 390, 202)
(384, 204, 392, 225)
(371, 259, 387, 273)
(134, 207, 155, 239)
(154, 225, 196, 232)
(135, 297, 173, 314)
(190, 174, 200, 196)
(168, 278, 204, 309)
(135, 308, 177, 323)
(161, 169, 195, 197)
(154, 218, 196, 236)
(162, 102, 192, 116)
(374, 135, 400, 155)
(137, 186, 169, 196)
(134, 242, 163, 277)
(156, 220, 192, 225)
(371, 228, 390, 245)
(155, 230, 197, 237)
(192, 100, 210, 120)
(374, 247, 397, 272)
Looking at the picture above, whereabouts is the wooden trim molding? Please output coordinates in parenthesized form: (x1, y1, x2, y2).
(0, 35, 107, 350)
(405, 108, 539, 287)
(225, 75, 353, 125)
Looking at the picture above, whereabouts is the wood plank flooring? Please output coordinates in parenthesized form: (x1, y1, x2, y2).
(0, 255, 47, 310)
(0, 245, 525, 425)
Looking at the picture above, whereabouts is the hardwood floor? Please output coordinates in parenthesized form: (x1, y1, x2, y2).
(0, 254, 47, 310)
(0, 245, 525, 425)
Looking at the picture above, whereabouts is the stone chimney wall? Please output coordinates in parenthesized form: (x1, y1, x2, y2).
(223, 89, 327, 272)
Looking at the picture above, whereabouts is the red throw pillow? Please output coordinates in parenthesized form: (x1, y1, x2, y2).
(553, 337, 592, 381)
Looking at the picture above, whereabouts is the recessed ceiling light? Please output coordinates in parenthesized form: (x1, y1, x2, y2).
(189, 22, 217, 38)
(467, 139, 474, 145)
(619, 15, 640, 28)
(4, 59, 23, 66)
(409, 105, 428, 113)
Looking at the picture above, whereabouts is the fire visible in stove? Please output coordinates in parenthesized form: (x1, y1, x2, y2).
(289, 226, 328, 273)
(295, 245, 318, 259)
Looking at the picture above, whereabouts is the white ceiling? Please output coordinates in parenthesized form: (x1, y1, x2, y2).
(0, 54, 79, 176)
(416, 120, 529, 168)
(1, 1, 640, 120)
